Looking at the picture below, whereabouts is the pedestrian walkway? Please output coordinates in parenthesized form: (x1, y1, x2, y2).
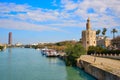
(79, 55, 120, 77)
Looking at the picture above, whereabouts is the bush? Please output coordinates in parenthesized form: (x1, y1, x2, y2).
(0, 46, 4, 51)
(65, 43, 86, 66)
(88, 46, 120, 55)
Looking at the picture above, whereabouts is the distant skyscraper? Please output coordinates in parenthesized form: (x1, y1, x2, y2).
(8, 32, 12, 45)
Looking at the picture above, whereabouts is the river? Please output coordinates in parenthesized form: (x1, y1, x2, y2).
(0, 48, 96, 80)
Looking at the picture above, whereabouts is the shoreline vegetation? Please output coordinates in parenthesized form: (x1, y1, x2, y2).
(64, 43, 86, 66)
(31, 40, 86, 66)
(0, 46, 5, 51)
(27, 40, 120, 66)
(2, 37, 119, 67)
(2, 39, 120, 66)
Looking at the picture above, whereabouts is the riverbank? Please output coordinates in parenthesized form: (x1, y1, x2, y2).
(0, 46, 6, 51)
(77, 55, 120, 80)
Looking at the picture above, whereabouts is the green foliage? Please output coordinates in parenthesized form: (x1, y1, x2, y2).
(0, 46, 4, 51)
(55, 41, 76, 46)
(87, 46, 96, 54)
(111, 28, 118, 38)
(88, 46, 105, 54)
(88, 46, 120, 55)
(96, 29, 101, 36)
(102, 28, 107, 36)
(65, 43, 86, 66)
(32, 40, 77, 52)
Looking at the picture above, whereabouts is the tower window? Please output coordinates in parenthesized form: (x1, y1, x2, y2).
(87, 41, 89, 44)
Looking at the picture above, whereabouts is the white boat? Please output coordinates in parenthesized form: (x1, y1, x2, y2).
(41, 47, 59, 57)
(36, 48, 40, 50)
(45, 49, 59, 57)
(41, 47, 48, 55)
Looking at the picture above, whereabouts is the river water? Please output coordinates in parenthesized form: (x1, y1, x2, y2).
(0, 48, 96, 80)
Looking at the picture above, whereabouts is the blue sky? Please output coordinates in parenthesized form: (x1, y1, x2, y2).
(0, 0, 120, 44)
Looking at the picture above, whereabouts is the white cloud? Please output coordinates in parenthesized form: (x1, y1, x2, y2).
(61, 0, 78, 10)
(0, 3, 30, 13)
(66, 0, 120, 28)
(0, 0, 120, 33)
(0, 19, 61, 31)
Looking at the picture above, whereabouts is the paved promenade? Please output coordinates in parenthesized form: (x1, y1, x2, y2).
(79, 55, 120, 77)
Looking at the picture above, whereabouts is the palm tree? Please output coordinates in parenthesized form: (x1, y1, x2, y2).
(102, 28, 107, 37)
(96, 30, 101, 40)
(111, 28, 118, 39)
(96, 29, 101, 36)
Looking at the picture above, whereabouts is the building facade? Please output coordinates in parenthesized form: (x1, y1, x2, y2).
(97, 36, 111, 48)
(82, 18, 96, 50)
(111, 36, 120, 49)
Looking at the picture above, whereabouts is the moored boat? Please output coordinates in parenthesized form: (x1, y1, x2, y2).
(46, 49, 59, 57)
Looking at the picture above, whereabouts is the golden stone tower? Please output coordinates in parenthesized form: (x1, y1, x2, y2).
(82, 18, 96, 50)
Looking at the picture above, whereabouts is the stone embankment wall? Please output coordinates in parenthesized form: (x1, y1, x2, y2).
(77, 55, 120, 80)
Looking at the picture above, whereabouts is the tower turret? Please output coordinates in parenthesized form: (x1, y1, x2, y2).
(86, 17, 91, 30)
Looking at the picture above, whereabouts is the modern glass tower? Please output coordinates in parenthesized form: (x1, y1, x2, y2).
(8, 32, 12, 45)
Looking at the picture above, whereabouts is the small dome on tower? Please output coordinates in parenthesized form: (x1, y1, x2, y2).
(87, 17, 90, 21)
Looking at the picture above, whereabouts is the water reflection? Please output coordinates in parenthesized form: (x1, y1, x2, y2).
(48, 58, 57, 64)
(8, 48, 12, 64)
(8, 48, 12, 54)
(47, 58, 65, 67)
(8, 48, 12, 80)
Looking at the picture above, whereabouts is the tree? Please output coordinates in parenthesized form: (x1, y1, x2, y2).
(65, 43, 86, 66)
(111, 28, 118, 39)
(102, 28, 107, 36)
(88, 46, 105, 55)
(96, 29, 101, 36)
(0, 46, 4, 51)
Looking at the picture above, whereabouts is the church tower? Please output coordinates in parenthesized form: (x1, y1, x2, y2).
(82, 18, 96, 50)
